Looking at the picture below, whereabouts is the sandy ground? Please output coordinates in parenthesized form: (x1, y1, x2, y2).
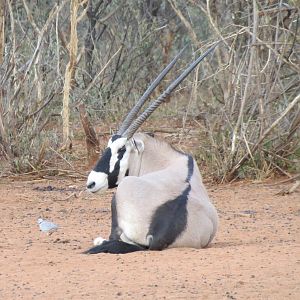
(0, 177, 299, 299)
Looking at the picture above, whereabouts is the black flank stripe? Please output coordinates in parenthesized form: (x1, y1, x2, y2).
(186, 155, 194, 182)
(147, 155, 194, 250)
(147, 184, 191, 250)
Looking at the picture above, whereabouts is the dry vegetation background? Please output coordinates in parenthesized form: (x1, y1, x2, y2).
(0, 0, 299, 182)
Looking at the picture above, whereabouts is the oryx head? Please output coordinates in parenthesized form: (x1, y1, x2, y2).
(86, 134, 144, 192)
(86, 43, 219, 193)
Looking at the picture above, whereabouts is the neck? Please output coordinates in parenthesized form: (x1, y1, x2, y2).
(129, 134, 184, 176)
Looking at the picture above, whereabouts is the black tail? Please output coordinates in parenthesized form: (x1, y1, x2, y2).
(83, 240, 146, 254)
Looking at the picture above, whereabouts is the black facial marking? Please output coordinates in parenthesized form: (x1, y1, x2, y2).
(106, 145, 127, 188)
(93, 135, 128, 188)
(107, 160, 120, 188)
(117, 146, 126, 157)
(93, 148, 112, 174)
(147, 184, 190, 250)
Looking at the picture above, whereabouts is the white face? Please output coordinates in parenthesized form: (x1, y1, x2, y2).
(86, 136, 132, 193)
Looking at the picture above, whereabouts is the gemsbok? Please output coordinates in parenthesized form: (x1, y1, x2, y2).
(85, 44, 219, 254)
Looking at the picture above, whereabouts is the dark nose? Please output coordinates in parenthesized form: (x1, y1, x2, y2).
(87, 181, 96, 189)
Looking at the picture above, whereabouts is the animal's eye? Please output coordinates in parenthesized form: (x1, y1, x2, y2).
(119, 146, 126, 153)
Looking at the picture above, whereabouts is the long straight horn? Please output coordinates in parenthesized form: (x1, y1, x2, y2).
(124, 42, 219, 139)
(117, 46, 187, 135)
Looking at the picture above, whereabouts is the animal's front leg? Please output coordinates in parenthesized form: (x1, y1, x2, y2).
(84, 194, 147, 254)
(92, 194, 121, 246)
(84, 240, 146, 254)
(109, 194, 122, 240)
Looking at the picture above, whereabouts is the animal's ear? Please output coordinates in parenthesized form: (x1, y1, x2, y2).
(132, 139, 144, 153)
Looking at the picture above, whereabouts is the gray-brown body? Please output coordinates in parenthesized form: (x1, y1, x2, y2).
(87, 133, 218, 253)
